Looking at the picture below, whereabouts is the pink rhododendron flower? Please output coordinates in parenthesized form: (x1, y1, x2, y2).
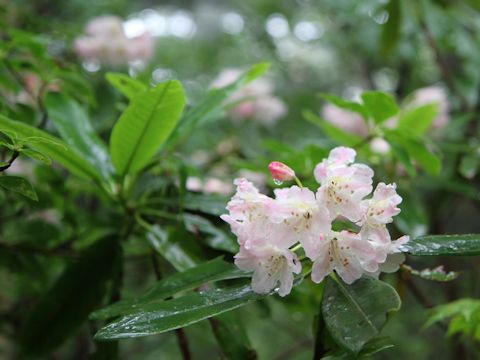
(235, 244, 301, 297)
(311, 230, 379, 284)
(314, 147, 374, 222)
(221, 147, 409, 296)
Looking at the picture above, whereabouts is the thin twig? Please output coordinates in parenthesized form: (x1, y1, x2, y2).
(0, 150, 19, 172)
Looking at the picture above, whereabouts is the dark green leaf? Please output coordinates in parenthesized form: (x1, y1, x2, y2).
(361, 91, 399, 124)
(322, 276, 401, 353)
(45, 92, 114, 182)
(459, 154, 479, 180)
(183, 193, 229, 216)
(19, 236, 121, 356)
(0, 175, 38, 200)
(380, 0, 401, 55)
(404, 234, 480, 256)
(184, 214, 238, 253)
(110, 80, 186, 176)
(106, 72, 148, 101)
(0, 115, 104, 182)
(91, 258, 248, 320)
(147, 225, 202, 271)
(94, 285, 264, 340)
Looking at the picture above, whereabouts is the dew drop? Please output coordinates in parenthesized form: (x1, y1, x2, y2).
(273, 179, 284, 186)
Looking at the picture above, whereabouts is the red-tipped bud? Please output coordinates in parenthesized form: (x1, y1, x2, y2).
(268, 161, 295, 183)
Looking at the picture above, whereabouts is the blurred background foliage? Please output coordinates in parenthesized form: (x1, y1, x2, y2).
(1, 0, 480, 359)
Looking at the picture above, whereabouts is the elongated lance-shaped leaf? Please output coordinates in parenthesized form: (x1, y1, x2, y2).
(90, 258, 249, 320)
(403, 234, 480, 256)
(106, 72, 148, 101)
(45, 92, 114, 183)
(0, 115, 104, 182)
(322, 276, 401, 353)
(169, 62, 270, 145)
(110, 80, 186, 177)
(94, 284, 265, 340)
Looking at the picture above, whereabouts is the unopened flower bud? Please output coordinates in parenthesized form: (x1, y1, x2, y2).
(268, 161, 295, 183)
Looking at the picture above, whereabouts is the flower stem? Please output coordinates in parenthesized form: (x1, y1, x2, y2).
(294, 176, 304, 188)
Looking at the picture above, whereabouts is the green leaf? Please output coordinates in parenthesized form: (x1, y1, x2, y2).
(110, 80, 186, 176)
(0, 115, 104, 182)
(45, 92, 114, 182)
(90, 257, 248, 320)
(19, 236, 121, 356)
(425, 298, 480, 340)
(322, 276, 401, 353)
(385, 130, 441, 175)
(209, 312, 257, 360)
(303, 110, 363, 147)
(184, 214, 238, 253)
(20, 148, 52, 165)
(403, 265, 459, 282)
(147, 225, 202, 271)
(319, 93, 369, 120)
(380, 0, 401, 55)
(361, 91, 399, 124)
(183, 193, 229, 216)
(404, 234, 480, 256)
(0, 175, 38, 200)
(106, 72, 148, 101)
(397, 103, 439, 136)
(459, 153, 479, 180)
(94, 284, 264, 340)
(170, 63, 270, 145)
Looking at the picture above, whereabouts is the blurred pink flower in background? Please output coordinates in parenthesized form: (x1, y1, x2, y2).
(75, 15, 154, 65)
(408, 86, 449, 130)
(321, 103, 369, 137)
(210, 68, 287, 125)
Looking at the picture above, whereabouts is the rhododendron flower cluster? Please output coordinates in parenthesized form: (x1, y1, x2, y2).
(210, 69, 287, 125)
(74, 16, 154, 65)
(221, 147, 409, 296)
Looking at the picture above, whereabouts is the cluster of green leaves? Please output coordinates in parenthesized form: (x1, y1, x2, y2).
(304, 90, 441, 177)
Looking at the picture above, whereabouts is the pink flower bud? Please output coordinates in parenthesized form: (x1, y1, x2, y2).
(268, 161, 295, 182)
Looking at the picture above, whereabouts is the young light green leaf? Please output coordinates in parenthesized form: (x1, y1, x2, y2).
(303, 110, 363, 147)
(459, 154, 479, 180)
(322, 276, 401, 353)
(361, 91, 399, 124)
(91, 258, 248, 320)
(110, 80, 186, 176)
(402, 265, 459, 282)
(19, 236, 121, 356)
(0, 175, 38, 201)
(403, 234, 480, 256)
(0, 115, 104, 181)
(94, 284, 265, 340)
(397, 103, 439, 136)
(169, 63, 270, 145)
(106, 72, 148, 100)
(45, 92, 114, 182)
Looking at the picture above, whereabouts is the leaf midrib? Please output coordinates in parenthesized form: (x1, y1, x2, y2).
(121, 81, 172, 177)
